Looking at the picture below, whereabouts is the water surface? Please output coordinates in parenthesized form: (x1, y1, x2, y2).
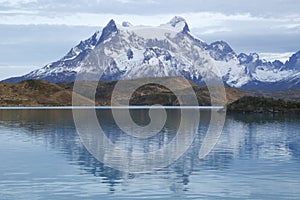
(0, 109, 299, 199)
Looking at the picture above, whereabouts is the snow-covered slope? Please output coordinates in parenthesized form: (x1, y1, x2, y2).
(3, 17, 300, 90)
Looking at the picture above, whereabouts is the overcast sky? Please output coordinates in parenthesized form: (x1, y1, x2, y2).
(0, 0, 299, 80)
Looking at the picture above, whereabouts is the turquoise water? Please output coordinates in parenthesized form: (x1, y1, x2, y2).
(0, 109, 299, 199)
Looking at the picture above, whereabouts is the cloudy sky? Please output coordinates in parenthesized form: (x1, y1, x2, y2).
(0, 0, 299, 80)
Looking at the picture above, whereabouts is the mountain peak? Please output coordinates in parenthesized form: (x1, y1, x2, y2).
(285, 50, 300, 70)
(165, 16, 190, 33)
(207, 40, 236, 61)
(210, 41, 233, 52)
(97, 19, 118, 45)
(168, 16, 186, 25)
(106, 19, 117, 29)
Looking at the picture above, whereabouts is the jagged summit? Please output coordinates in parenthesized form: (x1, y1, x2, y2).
(166, 16, 190, 33)
(285, 50, 300, 70)
(206, 40, 236, 61)
(97, 19, 118, 44)
(168, 16, 186, 25)
(155, 16, 190, 33)
(106, 19, 118, 29)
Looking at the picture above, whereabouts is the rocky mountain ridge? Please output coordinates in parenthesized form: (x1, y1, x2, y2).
(3, 17, 300, 90)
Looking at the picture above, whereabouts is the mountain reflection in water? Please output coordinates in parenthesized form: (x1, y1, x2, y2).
(0, 109, 299, 199)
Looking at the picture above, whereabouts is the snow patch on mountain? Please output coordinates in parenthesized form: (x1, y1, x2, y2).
(159, 16, 190, 33)
(259, 52, 293, 63)
(252, 67, 293, 82)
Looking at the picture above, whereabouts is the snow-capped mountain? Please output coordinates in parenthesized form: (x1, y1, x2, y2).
(3, 17, 300, 90)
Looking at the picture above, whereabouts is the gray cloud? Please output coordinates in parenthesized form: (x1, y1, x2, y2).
(0, 0, 299, 16)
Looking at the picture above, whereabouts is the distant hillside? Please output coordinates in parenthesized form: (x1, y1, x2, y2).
(59, 77, 245, 106)
(0, 78, 244, 107)
(245, 89, 300, 102)
(0, 80, 92, 106)
(228, 96, 300, 113)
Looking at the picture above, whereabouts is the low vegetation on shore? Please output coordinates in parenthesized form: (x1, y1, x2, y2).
(1, 79, 300, 113)
(227, 96, 300, 113)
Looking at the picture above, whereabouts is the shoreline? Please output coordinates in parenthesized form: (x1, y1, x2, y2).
(0, 106, 225, 110)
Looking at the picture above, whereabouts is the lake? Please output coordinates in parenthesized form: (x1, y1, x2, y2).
(0, 109, 299, 199)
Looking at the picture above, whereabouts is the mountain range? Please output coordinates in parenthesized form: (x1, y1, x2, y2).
(3, 16, 300, 90)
